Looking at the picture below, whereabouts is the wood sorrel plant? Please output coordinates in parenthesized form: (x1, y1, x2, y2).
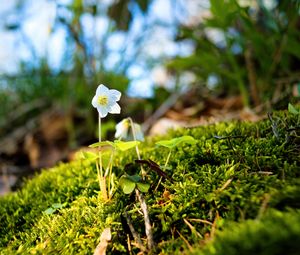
(91, 84, 121, 200)
(115, 117, 155, 251)
(89, 140, 140, 200)
(155, 135, 196, 190)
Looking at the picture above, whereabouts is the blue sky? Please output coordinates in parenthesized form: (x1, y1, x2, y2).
(0, 0, 276, 96)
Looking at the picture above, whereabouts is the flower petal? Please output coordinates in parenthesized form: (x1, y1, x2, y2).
(133, 123, 144, 141)
(109, 103, 121, 114)
(97, 106, 109, 118)
(109, 89, 121, 101)
(115, 119, 129, 139)
(91, 95, 98, 108)
(96, 84, 109, 96)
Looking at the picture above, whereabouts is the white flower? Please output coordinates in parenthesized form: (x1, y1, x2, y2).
(115, 118, 144, 141)
(92, 84, 121, 118)
(132, 123, 144, 141)
(115, 119, 130, 140)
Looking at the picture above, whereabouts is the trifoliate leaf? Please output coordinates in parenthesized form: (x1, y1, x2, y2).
(113, 140, 140, 151)
(156, 135, 197, 149)
(80, 151, 98, 160)
(119, 176, 136, 194)
(136, 182, 150, 193)
(127, 174, 142, 183)
(88, 141, 115, 148)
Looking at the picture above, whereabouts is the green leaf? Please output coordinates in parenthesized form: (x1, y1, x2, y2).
(136, 182, 150, 193)
(288, 103, 299, 115)
(119, 176, 136, 194)
(127, 174, 142, 183)
(89, 140, 140, 152)
(113, 140, 140, 151)
(88, 141, 115, 148)
(80, 151, 98, 160)
(156, 135, 197, 149)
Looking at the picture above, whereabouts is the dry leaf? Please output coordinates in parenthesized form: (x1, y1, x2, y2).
(93, 227, 112, 255)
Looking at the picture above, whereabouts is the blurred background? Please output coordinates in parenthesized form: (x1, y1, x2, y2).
(0, 0, 299, 194)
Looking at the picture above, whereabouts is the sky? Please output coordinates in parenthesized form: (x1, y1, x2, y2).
(0, 0, 200, 96)
(0, 0, 276, 96)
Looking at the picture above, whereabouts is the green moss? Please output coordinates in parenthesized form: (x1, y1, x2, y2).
(191, 210, 300, 255)
(0, 111, 299, 254)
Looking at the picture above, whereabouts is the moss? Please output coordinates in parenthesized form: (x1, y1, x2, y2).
(0, 111, 299, 254)
(191, 210, 300, 255)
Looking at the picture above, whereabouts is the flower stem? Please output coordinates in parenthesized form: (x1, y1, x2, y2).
(98, 116, 107, 200)
(99, 116, 103, 177)
(128, 117, 141, 160)
(128, 117, 146, 178)
(96, 161, 102, 191)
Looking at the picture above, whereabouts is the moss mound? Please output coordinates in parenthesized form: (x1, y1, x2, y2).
(0, 111, 299, 254)
(191, 209, 300, 255)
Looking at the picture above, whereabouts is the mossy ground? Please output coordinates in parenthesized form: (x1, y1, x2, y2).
(0, 111, 299, 254)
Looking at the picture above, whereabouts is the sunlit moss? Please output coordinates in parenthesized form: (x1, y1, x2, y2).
(0, 111, 299, 254)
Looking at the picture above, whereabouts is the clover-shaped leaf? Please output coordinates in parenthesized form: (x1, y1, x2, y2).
(81, 150, 111, 168)
(119, 174, 149, 194)
(113, 140, 140, 151)
(89, 141, 115, 148)
(126, 174, 142, 183)
(119, 176, 136, 194)
(155, 135, 197, 149)
(80, 151, 98, 160)
(136, 182, 150, 193)
(89, 140, 140, 152)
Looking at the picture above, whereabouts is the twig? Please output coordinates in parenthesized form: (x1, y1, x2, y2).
(257, 194, 271, 220)
(218, 178, 233, 192)
(188, 218, 213, 226)
(135, 189, 155, 250)
(176, 229, 193, 251)
(127, 235, 133, 255)
(210, 211, 219, 238)
(183, 218, 202, 238)
(129, 118, 154, 250)
(124, 212, 147, 253)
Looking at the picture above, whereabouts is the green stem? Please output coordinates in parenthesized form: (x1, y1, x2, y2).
(99, 116, 103, 177)
(98, 116, 107, 200)
(95, 161, 102, 191)
(128, 117, 145, 178)
(128, 117, 141, 160)
(107, 152, 114, 199)
(164, 149, 172, 170)
(155, 149, 172, 191)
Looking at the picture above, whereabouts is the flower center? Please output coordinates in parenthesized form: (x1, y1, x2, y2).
(98, 95, 108, 106)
